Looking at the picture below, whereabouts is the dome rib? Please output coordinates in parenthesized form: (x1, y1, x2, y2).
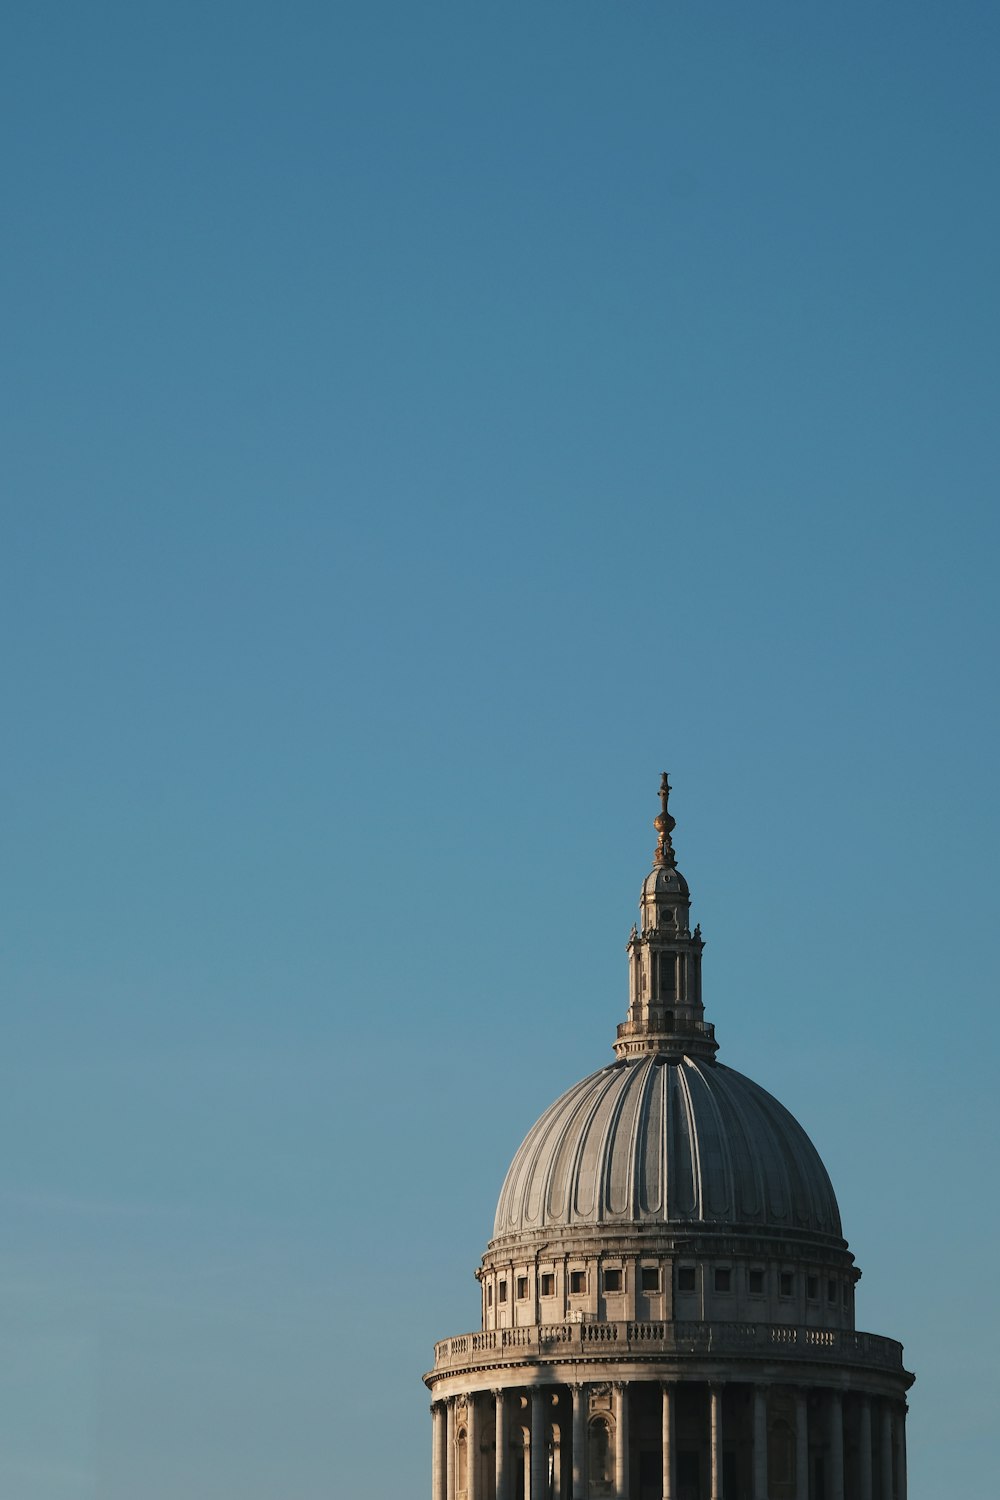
(673, 1063, 703, 1219)
(601, 1055, 642, 1219)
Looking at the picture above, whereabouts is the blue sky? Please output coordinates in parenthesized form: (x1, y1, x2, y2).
(3, 3, 998, 1496)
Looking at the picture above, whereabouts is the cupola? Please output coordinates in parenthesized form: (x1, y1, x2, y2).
(616, 773, 716, 1061)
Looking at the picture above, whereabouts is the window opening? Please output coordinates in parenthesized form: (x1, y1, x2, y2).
(589, 1418, 614, 1486)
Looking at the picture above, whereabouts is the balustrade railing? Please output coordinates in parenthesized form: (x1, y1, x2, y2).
(432, 1320, 903, 1372)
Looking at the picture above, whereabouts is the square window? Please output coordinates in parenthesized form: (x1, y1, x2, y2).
(748, 1269, 764, 1296)
(827, 1279, 837, 1303)
(569, 1270, 586, 1295)
(498, 1281, 507, 1304)
(714, 1268, 731, 1293)
(641, 1266, 660, 1293)
(516, 1276, 528, 1300)
(677, 1267, 696, 1293)
(604, 1268, 622, 1293)
(807, 1276, 818, 1300)
(540, 1273, 555, 1298)
(780, 1272, 794, 1297)
(487, 1284, 493, 1306)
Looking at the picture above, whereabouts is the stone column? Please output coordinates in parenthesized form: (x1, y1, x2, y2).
(530, 1387, 548, 1500)
(552, 1422, 563, 1500)
(614, 1383, 630, 1500)
(794, 1393, 808, 1500)
(495, 1390, 509, 1500)
(829, 1392, 844, 1500)
(880, 1402, 893, 1500)
(432, 1401, 448, 1500)
(661, 1383, 675, 1500)
(468, 1394, 481, 1500)
(753, 1385, 768, 1500)
(710, 1384, 724, 1500)
(446, 1398, 456, 1500)
(896, 1406, 907, 1500)
(859, 1398, 873, 1500)
(572, 1384, 587, 1500)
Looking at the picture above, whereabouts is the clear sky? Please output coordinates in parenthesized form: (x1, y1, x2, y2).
(3, 3, 998, 1497)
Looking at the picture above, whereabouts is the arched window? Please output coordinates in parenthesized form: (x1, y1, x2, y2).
(589, 1416, 615, 1487)
(456, 1427, 468, 1494)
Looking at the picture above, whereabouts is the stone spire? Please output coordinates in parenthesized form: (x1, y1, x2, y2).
(614, 774, 717, 1062)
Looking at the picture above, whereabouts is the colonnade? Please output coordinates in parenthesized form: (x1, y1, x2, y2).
(431, 1381, 907, 1500)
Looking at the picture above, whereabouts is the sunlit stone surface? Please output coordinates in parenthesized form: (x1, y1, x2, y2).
(425, 776, 913, 1500)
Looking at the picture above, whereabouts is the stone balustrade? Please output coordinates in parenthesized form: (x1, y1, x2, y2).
(432, 1319, 904, 1375)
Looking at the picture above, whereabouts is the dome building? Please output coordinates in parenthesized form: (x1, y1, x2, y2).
(425, 777, 913, 1500)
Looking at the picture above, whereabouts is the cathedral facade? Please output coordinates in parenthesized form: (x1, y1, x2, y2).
(425, 777, 913, 1500)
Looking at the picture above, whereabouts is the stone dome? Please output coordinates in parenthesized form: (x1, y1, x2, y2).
(641, 864, 689, 900)
(493, 1052, 843, 1243)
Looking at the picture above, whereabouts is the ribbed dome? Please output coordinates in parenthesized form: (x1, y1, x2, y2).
(493, 1054, 842, 1242)
(642, 865, 689, 899)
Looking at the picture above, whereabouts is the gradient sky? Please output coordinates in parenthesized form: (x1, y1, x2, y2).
(3, 4, 998, 1497)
